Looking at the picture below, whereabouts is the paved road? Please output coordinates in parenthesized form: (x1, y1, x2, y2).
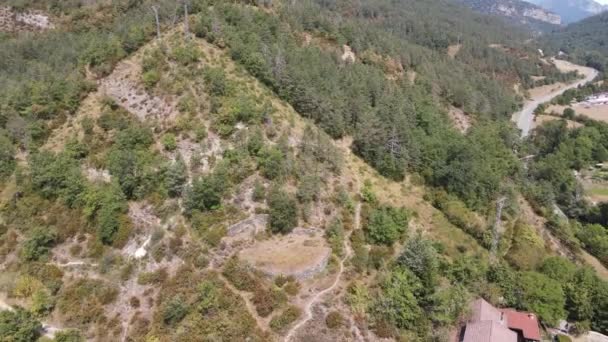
(514, 60, 598, 137)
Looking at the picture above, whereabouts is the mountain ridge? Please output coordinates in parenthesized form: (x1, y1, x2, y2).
(526, 0, 608, 23)
(456, 0, 562, 25)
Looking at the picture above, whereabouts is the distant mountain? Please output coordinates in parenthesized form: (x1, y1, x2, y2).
(526, 0, 608, 23)
(455, 0, 562, 26)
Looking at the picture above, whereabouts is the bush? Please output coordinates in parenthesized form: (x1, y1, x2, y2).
(563, 107, 576, 119)
(222, 257, 257, 292)
(162, 133, 177, 151)
(203, 67, 228, 96)
(54, 329, 84, 342)
(142, 69, 160, 89)
(258, 146, 287, 180)
(252, 180, 265, 202)
(0, 308, 41, 342)
(163, 296, 188, 326)
(184, 171, 227, 214)
(325, 311, 344, 329)
(171, 43, 200, 66)
(365, 206, 408, 245)
(268, 188, 298, 234)
(0, 133, 15, 181)
(252, 286, 284, 317)
(270, 305, 301, 332)
(20, 227, 57, 262)
(137, 269, 168, 285)
(165, 157, 188, 198)
(57, 279, 118, 326)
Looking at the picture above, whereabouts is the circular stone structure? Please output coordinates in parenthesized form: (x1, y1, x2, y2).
(238, 229, 331, 280)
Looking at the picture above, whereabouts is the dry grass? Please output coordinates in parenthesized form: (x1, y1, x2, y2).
(239, 230, 331, 279)
(547, 103, 608, 123)
(534, 115, 582, 129)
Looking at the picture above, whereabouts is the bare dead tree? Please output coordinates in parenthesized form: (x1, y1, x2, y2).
(386, 127, 402, 158)
(183, 0, 190, 39)
(171, 2, 180, 26)
(151, 5, 161, 40)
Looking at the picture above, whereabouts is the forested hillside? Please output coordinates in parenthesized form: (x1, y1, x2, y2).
(543, 12, 608, 72)
(1, 0, 608, 341)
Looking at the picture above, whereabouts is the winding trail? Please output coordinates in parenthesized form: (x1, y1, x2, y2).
(283, 202, 361, 342)
(514, 58, 598, 137)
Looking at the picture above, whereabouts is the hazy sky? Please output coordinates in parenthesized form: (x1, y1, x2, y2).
(596, 0, 608, 4)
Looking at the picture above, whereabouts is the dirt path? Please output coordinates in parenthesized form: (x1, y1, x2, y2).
(283, 202, 361, 342)
(513, 58, 598, 137)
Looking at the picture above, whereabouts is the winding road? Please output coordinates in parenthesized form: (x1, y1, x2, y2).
(283, 202, 361, 342)
(514, 58, 598, 137)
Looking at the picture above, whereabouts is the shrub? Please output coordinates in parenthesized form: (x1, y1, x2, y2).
(252, 286, 284, 317)
(162, 133, 177, 151)
(222, 257, 257, 292)
(165, 157, 188, 198)
(142, 69, 160, 89)
(563, 108, 576, 119)
(137, 269, 168, 285)
(365, 206, 408, 245)
(57, 279, 118, 326)
(267, 188, 298, 234)
(0, 308, 41, 342)
(171, 43, 200, 66)
(20, 227, 57, 262)
(270, 305, 301, 332)
(184, 172, 227, 214)
(163, 296, 188, 326)
(0, 133, 15, 181)
(325, 311, 344, 329)
(203, 67, 228, 96)
(54, 329, 84, 342)
(258, 146, 287, 180)
(252, 180, 265, 202)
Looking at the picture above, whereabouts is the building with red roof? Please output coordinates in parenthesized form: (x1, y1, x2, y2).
(501, 309, 542, 342)
(462, 299, 542, 342)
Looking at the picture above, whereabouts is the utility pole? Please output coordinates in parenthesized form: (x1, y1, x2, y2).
(151, 5, 161, 40)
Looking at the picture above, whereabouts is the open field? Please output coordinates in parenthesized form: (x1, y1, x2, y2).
(239, 229, 331, 280)
(513, 58, 598, 136)
(547, 103, 608, 123)
(534, 115, 582, 129)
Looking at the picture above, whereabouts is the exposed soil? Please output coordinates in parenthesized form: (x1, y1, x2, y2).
(447, 44, 462, 59)
(0, 7, 54, 33)
(239, 229, 331, 280)
(448, 106, 472, 133)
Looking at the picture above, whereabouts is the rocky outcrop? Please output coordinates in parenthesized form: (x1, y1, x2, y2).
(457, 0, 562, 25)
(0, 7, 54, 32)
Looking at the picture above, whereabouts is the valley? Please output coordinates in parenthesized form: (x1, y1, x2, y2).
(513, 58, 598, 136)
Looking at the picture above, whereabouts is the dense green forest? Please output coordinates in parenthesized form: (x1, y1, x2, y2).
(543, 12, 608, 72)
(1, 0, 608, 341)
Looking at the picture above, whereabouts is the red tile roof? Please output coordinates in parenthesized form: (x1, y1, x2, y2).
(501, 309, 542, 341)
(463, 321, 517, 342)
